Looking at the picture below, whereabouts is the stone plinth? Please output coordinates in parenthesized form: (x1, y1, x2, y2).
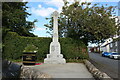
(44, 42, 66, 64)
(44, 55, 66, 64)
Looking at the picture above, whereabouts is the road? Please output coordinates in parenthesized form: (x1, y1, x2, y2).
(88, 52, 120, 79)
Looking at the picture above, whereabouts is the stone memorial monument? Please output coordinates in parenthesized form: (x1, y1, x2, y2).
(44, 11, 66, 64)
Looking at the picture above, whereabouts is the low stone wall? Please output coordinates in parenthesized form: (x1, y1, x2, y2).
(2, 60, 21, 79)
(20, 66, 52, 79)
(84, 60, 113, 80)
(2, 60, 52, 79)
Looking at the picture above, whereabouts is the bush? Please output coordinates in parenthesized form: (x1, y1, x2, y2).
(23, 44, 38, 52)
(3, 32, 89, 61)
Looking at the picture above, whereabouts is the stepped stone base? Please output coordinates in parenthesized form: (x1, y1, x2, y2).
(44, 54, 66, 64)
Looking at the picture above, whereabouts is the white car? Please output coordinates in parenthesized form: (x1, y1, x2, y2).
(109, 52, 120, 59)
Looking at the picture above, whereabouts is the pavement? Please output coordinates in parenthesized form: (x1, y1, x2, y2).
(25, 63, 94, 78)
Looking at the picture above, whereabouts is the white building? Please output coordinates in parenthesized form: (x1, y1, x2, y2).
(100, 38, 113, 52)
(100, 35, 119, 53)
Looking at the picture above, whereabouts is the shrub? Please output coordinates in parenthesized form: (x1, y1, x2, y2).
(23, 44, 38, 52)
(3, 32, 89, 61)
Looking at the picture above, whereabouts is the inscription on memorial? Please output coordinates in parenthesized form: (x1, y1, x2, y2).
(51, 46, 55, 52)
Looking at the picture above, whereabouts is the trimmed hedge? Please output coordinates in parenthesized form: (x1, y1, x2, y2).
(3, 32, 89, 61)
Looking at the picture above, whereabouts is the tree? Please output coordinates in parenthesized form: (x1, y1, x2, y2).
(2, 2, 37, 39)
(45, 1, 119, 46)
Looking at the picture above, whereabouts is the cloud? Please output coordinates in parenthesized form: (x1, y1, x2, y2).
(29, 0, 119, 17)
(31, 7, 56, 17)
(46, 0, 64, 8)
(23, 0, 93, 2)
(45, 0, 64, 13)
(23, 0, 120, 2)
(23, 0, 43, 2)
(38, 4, 42, 8)
(30, 0, 94, 17)
(45, 0, 94, 12)
(92, 0, 120, 2)
(79, 0, 93, 2)
(35, 27, 46, 31)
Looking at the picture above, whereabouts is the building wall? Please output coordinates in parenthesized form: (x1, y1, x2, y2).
(102, 39, 119, 53)
(118, 39, 120, 53)
(106, 45, 110, 52)
(100, 38, 113, 52)
(110, 41, 119, 53)
(101, 47, 107, 52)
(100, 44, 110, 52)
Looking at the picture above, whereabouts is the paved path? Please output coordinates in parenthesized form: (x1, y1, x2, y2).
(27, 63, 94, 78)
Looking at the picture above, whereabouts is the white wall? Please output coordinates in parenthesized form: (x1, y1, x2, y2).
(100, 44, 110, 52)
(106, 45, 110, 52)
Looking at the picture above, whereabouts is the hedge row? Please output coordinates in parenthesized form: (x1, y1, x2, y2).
(3, 32, 89, 61)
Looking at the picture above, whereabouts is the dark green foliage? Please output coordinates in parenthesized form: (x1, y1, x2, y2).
(45, 1, 119, 45)
(3, 32, 89, 61)
(23, 44, 38, 52)
(2, 2, 37, 40)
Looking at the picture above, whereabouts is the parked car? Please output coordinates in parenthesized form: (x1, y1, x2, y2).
(101, 52, 112, 57)
(109, 52, 120, 59)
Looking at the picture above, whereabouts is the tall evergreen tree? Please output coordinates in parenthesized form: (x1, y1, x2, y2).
(2, 2, 36, 39)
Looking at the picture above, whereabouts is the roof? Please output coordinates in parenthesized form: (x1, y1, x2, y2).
(100, 38, 113, 47)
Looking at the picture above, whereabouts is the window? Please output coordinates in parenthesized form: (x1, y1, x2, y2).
(115, 42, 117, 46)
(116, 48, 118, 52)
(110, 43, 112, 47)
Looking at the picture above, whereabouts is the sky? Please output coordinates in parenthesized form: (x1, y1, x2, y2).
(23, 0, 120, 46)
